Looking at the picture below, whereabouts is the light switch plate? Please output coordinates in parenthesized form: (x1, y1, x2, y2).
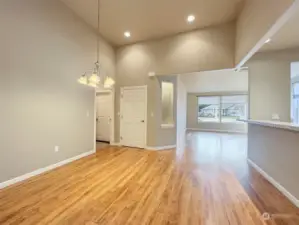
(54, 146, 59, 152)
(272, 113, 280, 120)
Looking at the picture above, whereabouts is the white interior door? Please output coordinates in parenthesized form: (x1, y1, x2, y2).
(96, 92, 111, 142)
(120, 86, 147, 148)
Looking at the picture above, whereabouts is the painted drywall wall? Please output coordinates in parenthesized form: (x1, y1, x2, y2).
(236, 0, 294, 65)
(182, 70, 248, 132)
(247, 48, 299, 122)
(0, 0, 115, 183)
(180, 70, 248, 93)
(117, 22, 235, 76)
(115, 22, 235, 146)
(176, 77, 187, 151)
(248, 124, 299, 201)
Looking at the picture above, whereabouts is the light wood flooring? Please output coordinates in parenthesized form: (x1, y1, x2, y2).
(0, 132, 298, 225)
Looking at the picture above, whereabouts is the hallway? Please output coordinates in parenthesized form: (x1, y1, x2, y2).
(0, 132, 298, 224)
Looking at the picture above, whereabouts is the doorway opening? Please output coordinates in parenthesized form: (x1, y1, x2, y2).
(95, 90, 114, 150)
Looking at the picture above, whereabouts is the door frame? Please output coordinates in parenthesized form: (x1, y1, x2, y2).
(120, 85, 147, 148)
(94, 88, 115, 150)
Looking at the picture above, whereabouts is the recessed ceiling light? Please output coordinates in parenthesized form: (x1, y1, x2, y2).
(187, 15, 195, 23)
(124, 31, 131, 38)
(265, 38, 271, 43)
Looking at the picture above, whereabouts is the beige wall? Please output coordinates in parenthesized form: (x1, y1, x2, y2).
(115, 22, 235, 146)
(248, 124, 299, 201)
(248, 48, 299, 122)
(176, 77, 187, 151)
(181, 70, 248, 93)
(236, 0, 294, 65)
(0, 0, 115, 183)
(117, 22, 235, 76)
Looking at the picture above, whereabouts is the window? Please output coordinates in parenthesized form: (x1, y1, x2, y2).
(198, 96, 220, 122)
(291, 62, 299, 123)
(198, 95, 247, 123)
(161, 81, 174, 126)
(291, 82, 299, 123)
(221, 95, 247, 122)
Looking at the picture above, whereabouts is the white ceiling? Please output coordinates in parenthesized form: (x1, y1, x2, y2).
(61, 0, 244, 46)
(259, 3, 299, 52)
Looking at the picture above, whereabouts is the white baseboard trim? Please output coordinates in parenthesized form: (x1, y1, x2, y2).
(248, 159, 299, 208)
(110, 142, 122, 146)
(0, 149, 96, 190)
(146, 145, 176, 151)
(187, 128, 247, 134)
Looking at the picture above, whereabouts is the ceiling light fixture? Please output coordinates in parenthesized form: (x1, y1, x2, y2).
(187, 15, 195, 23)
(77, 0, 115, 89)
(89, 64, 100, 85)
(78, 73, 88, 85)
(104, 77, 115, 88)
(265, 38, 271, 43)
(124, 31, 131, 38)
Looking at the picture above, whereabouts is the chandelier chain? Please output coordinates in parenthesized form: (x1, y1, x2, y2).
(97, 0, 100, 63)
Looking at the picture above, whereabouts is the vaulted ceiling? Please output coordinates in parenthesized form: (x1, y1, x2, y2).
(259, 2, 299, 52)
(61, 0, 244, 46)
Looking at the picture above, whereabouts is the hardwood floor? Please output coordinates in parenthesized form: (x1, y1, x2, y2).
(0, 132, 298, 225)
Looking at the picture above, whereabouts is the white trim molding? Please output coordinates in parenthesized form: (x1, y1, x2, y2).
(187, 128, 247, 134)
(0, 149, 96, 190)
(248, 159, 299, 208)
(146, 145, 176, 151)
(110, 142, 122, 146)
(161, 124, 175, 129)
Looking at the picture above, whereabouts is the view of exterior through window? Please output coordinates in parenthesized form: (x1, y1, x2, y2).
(291, 82, 299, 123)
(198, 96, 220, 122)
(291, 62, 299, 124)
(198, 95, 247, 123)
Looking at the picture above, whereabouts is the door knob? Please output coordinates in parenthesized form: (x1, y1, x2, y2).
(141, 120, 145, 123)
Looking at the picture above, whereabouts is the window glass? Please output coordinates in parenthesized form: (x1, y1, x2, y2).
(221, 95, 247, 122)
(292, 82, 299, 123)
(198, 96, 220, 122)
(161, 81, 174, 125)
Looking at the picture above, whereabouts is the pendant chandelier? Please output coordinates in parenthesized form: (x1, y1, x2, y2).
(77, 0, 115, 89)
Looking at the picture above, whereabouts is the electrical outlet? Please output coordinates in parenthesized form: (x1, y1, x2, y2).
(54, 146, 59, 152)
(272, 113, 280, 120)
(86, 110, 90, 117)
